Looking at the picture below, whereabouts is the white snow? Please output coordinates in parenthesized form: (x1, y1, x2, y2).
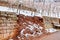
(17, 36, 20, 39)
(23, 22, 27, 24)
(20, 23, 43, 38)
(45, 28, 58, 33)
(0, 6, 60, 18)
(28, 25, 35, 31)
(24, 33, 32, 37)
(9, 39, 13, 40)
(20, 29, 25, 36)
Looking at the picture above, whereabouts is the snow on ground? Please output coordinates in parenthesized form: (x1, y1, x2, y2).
(45, 28, 58, 33)
(0, 6, 60, 18)
(20, 23, 43, 38)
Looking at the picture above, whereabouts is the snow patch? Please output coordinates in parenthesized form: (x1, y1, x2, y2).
(20, 23, 43, 38)
(45, 28, 58, 33)
(9, 39, 13, 40)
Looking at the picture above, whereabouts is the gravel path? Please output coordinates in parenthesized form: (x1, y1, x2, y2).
(41, 31, 60, 40)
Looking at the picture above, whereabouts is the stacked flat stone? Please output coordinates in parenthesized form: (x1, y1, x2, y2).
(0, 11, 17, 40)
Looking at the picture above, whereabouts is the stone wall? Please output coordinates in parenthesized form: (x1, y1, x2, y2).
(0, 11, 17, 40)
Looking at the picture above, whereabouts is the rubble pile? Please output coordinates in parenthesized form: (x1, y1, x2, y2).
(0, 14, 45, 40)
(16, 14, 45, 40)
(17, 14, 44, 30)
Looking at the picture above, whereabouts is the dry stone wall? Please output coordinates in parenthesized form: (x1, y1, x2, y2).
(0, 11, 17, 40)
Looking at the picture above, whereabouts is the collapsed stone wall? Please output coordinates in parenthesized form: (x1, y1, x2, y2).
(0, 13, 45, 40)
(16, 14, 45, 40)
(17, 14, 44, 30)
